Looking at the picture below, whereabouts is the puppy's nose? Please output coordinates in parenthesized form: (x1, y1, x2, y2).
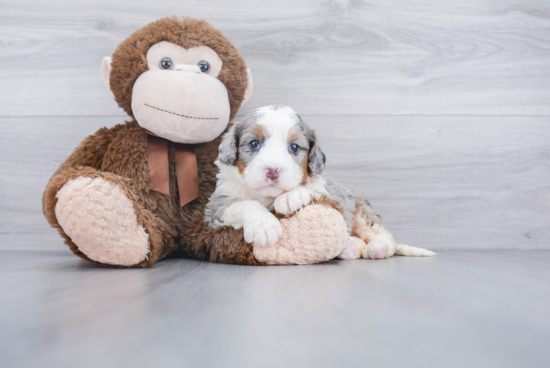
(266, 167, 280, 181)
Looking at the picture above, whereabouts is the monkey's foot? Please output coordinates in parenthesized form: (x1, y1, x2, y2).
(55, 176, 150, 266)
(253, 203, 349, 265)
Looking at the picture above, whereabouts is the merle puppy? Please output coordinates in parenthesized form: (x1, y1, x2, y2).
(204, 105, 434, 259)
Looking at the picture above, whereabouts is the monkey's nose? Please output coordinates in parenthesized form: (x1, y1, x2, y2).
(174, 64, 201, 73)
(266, 167, 280, 181)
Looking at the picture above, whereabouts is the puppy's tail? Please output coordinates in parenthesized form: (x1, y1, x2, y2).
(395, 244, 436, 257)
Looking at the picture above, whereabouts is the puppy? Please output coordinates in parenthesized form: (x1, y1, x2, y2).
(205, 105, 434, 259)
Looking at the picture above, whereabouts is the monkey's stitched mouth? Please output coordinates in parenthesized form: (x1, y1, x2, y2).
(144, 103, 220, 120)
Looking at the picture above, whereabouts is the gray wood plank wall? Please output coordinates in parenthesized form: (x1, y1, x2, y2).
(1, 0, 549, 251)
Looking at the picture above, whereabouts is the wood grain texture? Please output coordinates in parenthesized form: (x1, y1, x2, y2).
(1, 250, 549, 368)
(1, 0, 550, 116)
(1, 115, 548, 251)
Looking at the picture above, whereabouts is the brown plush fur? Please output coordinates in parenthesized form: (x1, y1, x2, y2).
(42, 18, 255, 267)
(42, 17, 343, 268)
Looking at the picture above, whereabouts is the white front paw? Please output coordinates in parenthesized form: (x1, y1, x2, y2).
(243, 213, 283, 247)
(274, 187, 313, 215)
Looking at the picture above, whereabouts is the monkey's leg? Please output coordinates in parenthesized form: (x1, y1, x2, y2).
(181, 199, 349, 265)
(179, 217, 264, 265)
(43, 167, 176, 267)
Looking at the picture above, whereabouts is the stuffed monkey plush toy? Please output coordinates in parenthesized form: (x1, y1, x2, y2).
(42, 17, 350, 267)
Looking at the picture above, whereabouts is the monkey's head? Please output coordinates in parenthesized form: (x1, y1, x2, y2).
(102, 17, 253, 144)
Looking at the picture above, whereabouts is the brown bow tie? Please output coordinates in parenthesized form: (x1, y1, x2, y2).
(146, 134, 199, 207)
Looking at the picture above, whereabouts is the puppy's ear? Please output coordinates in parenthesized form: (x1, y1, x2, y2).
(308, 136, 326, 174)
(218, 124, 239, 165)
(298, 115, 326, 174)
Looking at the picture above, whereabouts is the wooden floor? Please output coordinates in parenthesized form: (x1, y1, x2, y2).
(1, 249, 549, 368)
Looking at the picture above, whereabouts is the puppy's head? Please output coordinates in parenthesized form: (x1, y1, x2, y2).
(217, 105, 325, 197)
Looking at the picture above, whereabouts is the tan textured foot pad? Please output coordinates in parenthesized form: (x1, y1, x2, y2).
(55, 177, 150, 266)
(253, 204, 349, 265)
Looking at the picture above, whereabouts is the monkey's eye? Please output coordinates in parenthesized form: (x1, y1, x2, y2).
(289, 144, 299, 153)
(249, 140, 260, 150)
(198, 60, 210, 73)
(160, 58, 172, 70)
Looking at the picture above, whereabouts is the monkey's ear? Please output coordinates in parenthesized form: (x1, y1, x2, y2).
(242, 68, 253, 105)
(101, 57, 114, 98)
(218, 124, 238, 165)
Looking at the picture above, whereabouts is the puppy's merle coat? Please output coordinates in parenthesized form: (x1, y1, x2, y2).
(205, 105, 434, 259)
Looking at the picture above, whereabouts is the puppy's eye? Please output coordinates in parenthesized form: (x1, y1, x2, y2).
(198, 60, 210, 73)
(160, 58, 172, 70)
(289, 144, 299, 153)
(249, 140, 260, 150)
